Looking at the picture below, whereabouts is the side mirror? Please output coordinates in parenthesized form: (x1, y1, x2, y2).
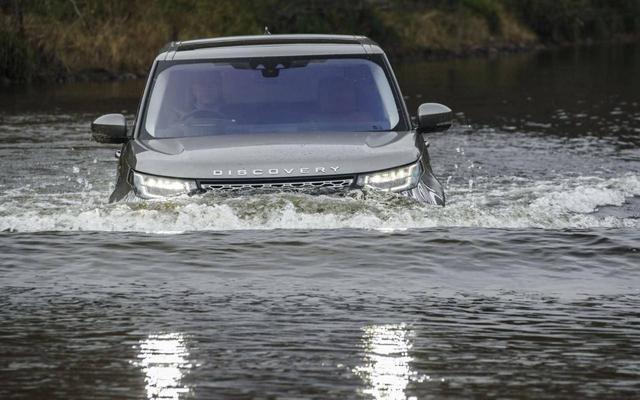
(417, 103, 453, 133)
(91, 114, 128, 143)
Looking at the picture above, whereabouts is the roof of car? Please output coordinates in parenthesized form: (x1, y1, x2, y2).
(158, 34, 384, 61)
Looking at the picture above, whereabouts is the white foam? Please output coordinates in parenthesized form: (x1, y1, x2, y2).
(532, 175, 640, 213)
(1, 174, 639, 233)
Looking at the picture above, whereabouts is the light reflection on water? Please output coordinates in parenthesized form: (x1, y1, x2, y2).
(135, 333, 191, 400)
(354, 324, 416, 400)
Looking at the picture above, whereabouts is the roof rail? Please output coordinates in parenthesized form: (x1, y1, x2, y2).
(160, 34, 377, 53)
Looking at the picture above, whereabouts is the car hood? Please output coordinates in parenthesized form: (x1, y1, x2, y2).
(128, 131, 421, 179)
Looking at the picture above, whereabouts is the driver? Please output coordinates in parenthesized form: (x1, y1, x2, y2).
(191, 75, 223, 113)
(177, 73, 226, 120)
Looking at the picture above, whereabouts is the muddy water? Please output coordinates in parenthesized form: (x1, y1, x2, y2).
(1, 44, 639, 399)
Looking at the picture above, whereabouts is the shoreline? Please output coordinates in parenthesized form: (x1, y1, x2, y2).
(2, 36, 638, 87)
(2, 1, 639, 87)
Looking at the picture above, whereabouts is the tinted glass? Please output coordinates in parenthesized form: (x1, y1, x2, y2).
(144, 58, 402, 138)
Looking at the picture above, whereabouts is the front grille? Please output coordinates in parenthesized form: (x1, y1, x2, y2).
(199, 176, 355, 193)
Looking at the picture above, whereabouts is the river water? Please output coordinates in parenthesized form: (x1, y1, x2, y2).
(1, 44, 639, 399)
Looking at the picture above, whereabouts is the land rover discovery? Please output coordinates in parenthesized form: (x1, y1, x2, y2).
(91, 34, 452, 205)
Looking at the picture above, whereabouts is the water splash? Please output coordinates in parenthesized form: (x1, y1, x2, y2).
(1, 174, 638, 233)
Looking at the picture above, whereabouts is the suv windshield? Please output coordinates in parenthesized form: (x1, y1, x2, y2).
(143, 57, 402, 138)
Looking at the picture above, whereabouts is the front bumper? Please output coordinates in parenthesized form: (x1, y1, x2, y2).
(123, 161, 445, 206)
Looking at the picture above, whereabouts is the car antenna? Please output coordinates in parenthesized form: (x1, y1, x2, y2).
(264, 26, 271, 35)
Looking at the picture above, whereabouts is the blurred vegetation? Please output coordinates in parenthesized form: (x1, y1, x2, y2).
(0, 0, 639, 83)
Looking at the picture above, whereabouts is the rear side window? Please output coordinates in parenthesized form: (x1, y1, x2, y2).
(143, 57, 403, 138)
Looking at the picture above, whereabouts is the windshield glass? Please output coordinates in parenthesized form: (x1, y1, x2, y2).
(143, 57, 402, 138)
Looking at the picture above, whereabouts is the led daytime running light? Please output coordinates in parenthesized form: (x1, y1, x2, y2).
(132, 171, 196, 199)
(358, 162, 422, 192)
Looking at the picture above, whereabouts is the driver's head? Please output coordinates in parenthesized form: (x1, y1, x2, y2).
(191, 74, 221, 109)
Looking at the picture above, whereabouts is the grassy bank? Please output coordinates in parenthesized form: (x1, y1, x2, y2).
(1, 0, 639, 84)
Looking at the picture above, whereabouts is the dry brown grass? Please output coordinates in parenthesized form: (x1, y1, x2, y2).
(15, 1, 539, 77)
(24, 14, 168, 75)
(379, 6, 537, 56)
(21, 1, 262, 75)
(3, 0, 637, 82)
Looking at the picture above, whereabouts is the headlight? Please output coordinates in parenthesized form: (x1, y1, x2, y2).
(357, 162, 422, 192)
(132, 171, 197, 199)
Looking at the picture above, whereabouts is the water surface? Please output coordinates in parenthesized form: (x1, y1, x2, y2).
(1, 44, 639, 399)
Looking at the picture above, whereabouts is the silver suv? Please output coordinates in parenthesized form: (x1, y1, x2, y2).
(91, 34, 452, 205)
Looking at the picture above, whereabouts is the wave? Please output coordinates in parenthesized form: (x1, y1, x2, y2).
(1, 174, 638, 233)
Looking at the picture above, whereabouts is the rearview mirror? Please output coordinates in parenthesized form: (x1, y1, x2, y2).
(91, 114, 128, 143)
(417, 103, 452, 133)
